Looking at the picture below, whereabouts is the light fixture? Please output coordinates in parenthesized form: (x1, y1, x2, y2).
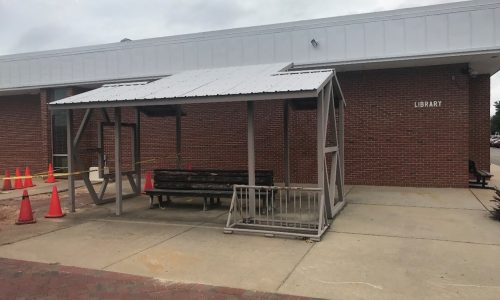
(310, 39, 319, 48)
(120, 38, 132, 43)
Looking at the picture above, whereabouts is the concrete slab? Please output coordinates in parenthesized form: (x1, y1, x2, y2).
(0, 221, 71, 246)
(94, 195, 230, 227)
(0, 183, 499, 299)
(279, 232, 500, 300)
(0, 220, 189, 269)
(469, 188, 497, 212)
(332, 202, 500, 245)
(347, 186, 483, 210)
(488, 164, 500, 187)
(106, 226, 313, 292)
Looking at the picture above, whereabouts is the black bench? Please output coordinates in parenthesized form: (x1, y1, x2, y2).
(145, 169, 274, 210)
(469, 160, 492, 188)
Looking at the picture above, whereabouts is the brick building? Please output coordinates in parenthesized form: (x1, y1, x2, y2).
(0, 0, 499, 188)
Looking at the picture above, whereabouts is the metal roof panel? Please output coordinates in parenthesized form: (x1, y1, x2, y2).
(50, 63, 336, 108)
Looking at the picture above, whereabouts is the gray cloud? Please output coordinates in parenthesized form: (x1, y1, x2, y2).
(0, 0, 458, 54)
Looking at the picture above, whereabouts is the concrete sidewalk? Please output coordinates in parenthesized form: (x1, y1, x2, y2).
(0, 183, 498, 299)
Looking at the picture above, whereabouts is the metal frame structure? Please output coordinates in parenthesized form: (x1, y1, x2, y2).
(225, 185, 328, 240)
(224, 79, 346, 240)
(50, 64, 346, 239)
(65, 107, 142, 214)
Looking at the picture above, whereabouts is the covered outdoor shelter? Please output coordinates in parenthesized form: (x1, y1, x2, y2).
(48, 62, 346, 240)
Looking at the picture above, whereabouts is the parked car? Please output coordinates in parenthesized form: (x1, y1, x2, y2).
(491, 136, 500, 146)
(493, 139, 500, 147)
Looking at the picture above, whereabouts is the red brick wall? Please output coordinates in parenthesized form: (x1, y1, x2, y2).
(340, 64, 471, 187)
(0, 64, 489, 187)
(469, 75, 490, 172)
(0, 94, 46, 174)
(40, 90, 52, 165)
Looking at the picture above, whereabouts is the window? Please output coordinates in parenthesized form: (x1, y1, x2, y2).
(50, 88, 70, 173)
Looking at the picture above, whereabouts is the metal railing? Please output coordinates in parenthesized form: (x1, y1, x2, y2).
(224, 185, 329, 240)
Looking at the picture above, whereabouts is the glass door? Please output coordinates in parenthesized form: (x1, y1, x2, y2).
(50, 88, 70, 173)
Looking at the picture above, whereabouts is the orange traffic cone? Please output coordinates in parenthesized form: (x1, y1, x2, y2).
(143, 171, 153, 193)
(14, 167, 24, 189)
(45, 186, 65, 218)
(23, 166, 34, 188)
(2, 169, 12, 191)
(16, 190, 36, 225)
(46, 163, 56, 183)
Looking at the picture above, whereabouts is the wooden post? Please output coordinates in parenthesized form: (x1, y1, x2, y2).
(247, 101, 256, 218)
(66, 109, 75, 212)
(115, 107, 122, 215)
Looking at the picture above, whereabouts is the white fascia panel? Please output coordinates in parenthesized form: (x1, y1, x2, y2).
(384, 19, 406, 56)
(426, 14, 449, 52)
(448, 11, 472, 50)
(471, 9, 495, 47)
(364, 21, 385, 58)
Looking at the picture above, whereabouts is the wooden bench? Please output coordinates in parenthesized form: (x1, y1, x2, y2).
(469, 160, 492, 188)
(145, 169, 274, 210)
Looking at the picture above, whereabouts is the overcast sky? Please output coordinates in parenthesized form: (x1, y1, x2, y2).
(0, 0, 498, 114)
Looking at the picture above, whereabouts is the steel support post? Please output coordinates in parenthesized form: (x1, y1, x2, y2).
(317, 92, 327, 227)
(71, 108, 100, 204)
(338, 97, 345, 202)
(66, 109, 76, 212)
(114, 107, 122, 215)
(101, 108, 110, 122)
(247, 101, 256, 218)
(135, 108, 141, 194)
(176, 107, 182, 169)
(97, 122, 104, 178)
(283, 100, 290, 188)
(73, 109, 93, 149)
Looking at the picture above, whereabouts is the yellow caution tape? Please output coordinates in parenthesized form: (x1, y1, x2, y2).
(0, 158, 160, 181)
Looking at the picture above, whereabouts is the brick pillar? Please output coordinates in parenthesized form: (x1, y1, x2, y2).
(469, 74, 490, 171)
(40, 89, 52, 166)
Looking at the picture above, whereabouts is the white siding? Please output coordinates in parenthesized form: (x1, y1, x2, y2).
(365, 22, 385, 58)
(471, 9, 495, 47)
(1, 0, 499, 90)
(345, 24, 365, 59)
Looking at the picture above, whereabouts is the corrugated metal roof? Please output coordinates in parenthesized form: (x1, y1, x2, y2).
(50, 63, 336, 108)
